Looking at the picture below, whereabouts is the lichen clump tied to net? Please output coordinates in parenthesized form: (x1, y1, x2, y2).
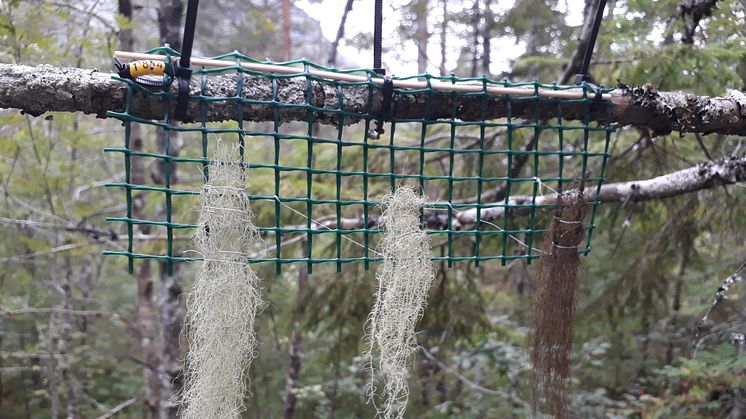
(179, 142, 264, 419)
(365, 187, 436, 419)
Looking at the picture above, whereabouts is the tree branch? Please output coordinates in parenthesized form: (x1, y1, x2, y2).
(420, 346, 527, 406)
(678, 0, 719, 44)
(96, 397, 141, 419)
(2, 64, 746, 136)
(453, 155, 746, 226)
(267, 155, 745, 233)
(694, 259, 746, 346)
(1, 307, 136, 331)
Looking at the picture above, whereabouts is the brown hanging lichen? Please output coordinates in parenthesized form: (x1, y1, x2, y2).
(529, 188, 589, 419)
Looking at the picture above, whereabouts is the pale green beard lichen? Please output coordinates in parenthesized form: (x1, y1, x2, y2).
(179, 141, 264, 419)
(365, 187, 436, 419)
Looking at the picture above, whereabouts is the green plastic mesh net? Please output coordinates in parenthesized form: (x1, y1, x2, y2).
(104, 46, 614, 275)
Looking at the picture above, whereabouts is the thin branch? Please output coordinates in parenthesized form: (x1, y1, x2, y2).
(0, 351, 71, 360)
(1, 307, 135, 330)
(44, 0, 118, 32)
(693, 259, 746, 347)
(695, 133, 714, 160)
(0, 243, 92, 263)
(96, 397, 141, 419)
(420, 346, 528, 408)
(0, 216, 111, 237)
(0, 216, 191, 242)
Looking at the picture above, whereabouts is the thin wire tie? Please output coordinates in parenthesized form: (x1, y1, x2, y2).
(476, 219, 547, 255)
(553, 216, 583, 225)
(533, 176, 559, 195)
(552, 242, 579, 250)
(396, 201, 547, 256)
(272, 195, 383, 256)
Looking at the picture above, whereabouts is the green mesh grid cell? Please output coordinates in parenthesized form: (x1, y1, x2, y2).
(103, 46, 614, 274)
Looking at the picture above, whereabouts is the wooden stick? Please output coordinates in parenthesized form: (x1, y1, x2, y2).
(113, 51, 614, 101)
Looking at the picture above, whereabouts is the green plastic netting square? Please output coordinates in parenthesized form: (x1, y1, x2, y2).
(104, 47, 614, 275)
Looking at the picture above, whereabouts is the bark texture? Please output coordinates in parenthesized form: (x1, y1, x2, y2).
(3, 64, 746, 136)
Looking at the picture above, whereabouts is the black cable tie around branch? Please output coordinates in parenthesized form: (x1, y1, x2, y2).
(368, 0, 390, 139)
(175, 0, 199, 121)
(581, 80, 604, 111)
(370, 76, 394, 140)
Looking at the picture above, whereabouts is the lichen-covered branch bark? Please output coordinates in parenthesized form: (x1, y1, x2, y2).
(2, 63, 746, 136)
(272, 156, 745, 232)
(454, 155, 746, 226)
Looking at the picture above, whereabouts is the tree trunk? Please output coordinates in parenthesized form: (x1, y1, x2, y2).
(135, 261, 162, 418)
(282, 326, 303, 418)
(328, 0, 355, 67)
(157, 0, 184, 52)
(482, 0, 491, 75)
(470, 0, 480, 77)
(283, 0, 292, 61)
(59, 255, 80, 419)
(46, 312, 61, 419)
(282, 254, 308, 418)
(439, 0, 447, 75)
(117, 3, 164, 417)
(731, 258, 746, 418)
(666, 252, 689, 364)
(157, 1, 185, 417)
(415, 0, 429, 74)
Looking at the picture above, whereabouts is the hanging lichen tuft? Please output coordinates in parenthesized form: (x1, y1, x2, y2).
(529, 187, 589, 419)
(365, 186, 436, 419)
(179, 141, 265, 419)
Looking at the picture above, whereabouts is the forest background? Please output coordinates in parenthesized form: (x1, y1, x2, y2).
(0, 0, 745, 417)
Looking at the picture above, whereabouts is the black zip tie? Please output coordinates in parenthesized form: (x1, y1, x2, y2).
(574, 0, 607, 109)
(368, 0, 390, 139)
(175, 0, 199, 122)
(373, 0, 384, 74)
(575, 0, 607, 82)
(578, 79, 604, 111)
